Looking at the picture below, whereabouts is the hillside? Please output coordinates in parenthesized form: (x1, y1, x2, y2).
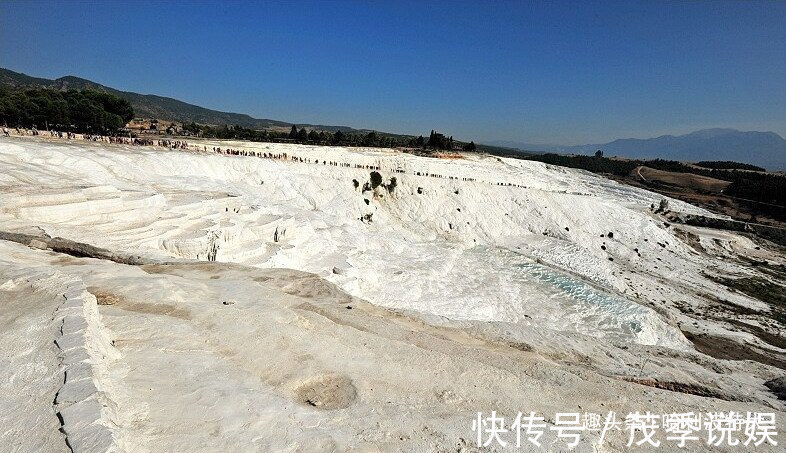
(0, 67, 376, 133)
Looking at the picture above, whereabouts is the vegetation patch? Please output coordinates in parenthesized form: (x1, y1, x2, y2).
(369, 171, 383, 189)
(695, 161, 766, 172)
(0, 87, 133, 134)
(386, 176, 397, 193)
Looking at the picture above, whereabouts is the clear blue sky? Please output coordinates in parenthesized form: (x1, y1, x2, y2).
(1, 0, 784, 144)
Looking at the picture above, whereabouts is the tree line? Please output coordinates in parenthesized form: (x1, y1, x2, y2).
(694, 161, 766, 172)
(0, 87, 134, 134)
(181, 123, 477, 151)
(0, 85, 480, 152)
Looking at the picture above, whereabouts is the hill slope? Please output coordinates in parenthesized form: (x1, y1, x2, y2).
(0, 67, 370, 133)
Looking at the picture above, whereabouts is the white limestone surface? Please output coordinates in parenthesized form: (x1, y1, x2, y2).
(1, 136, 784, 451)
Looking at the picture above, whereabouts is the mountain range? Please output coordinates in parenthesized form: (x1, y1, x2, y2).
(489, 128, 786, 171)
(3, 67, 784, 170)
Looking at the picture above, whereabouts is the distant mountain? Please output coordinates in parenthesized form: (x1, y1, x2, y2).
(491, 129, 786, 171)
(0, 67, 377, 134)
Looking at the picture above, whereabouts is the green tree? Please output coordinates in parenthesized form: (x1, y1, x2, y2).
(0, 87, 133, 134)
(331, 130, 345, 145)
(369, 171, 383, 189)
(363, 131, 379, 146)
(297, 127, 308, 143)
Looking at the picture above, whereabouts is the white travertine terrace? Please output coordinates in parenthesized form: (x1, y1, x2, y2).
(0, 136, 783, 451)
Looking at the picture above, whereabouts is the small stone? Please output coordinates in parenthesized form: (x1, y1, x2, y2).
(28, 239, 49, 249)
(63, 288, 85, 300)
(66, 423, 115, 453)
(56, 332, 86, 352)
(58, 397, 102, 429)
(62, 315, 88, 335)
(56, 379, 98, 406)
(61, 298, 84, 310)
(65, 362, 94, 383)
(62, 347, 91, 366)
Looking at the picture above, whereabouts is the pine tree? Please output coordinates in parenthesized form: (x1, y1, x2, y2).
(332, 130, 345, 145)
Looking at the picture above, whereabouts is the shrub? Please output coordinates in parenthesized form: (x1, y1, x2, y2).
(386, 177, 397, 193)
(370, 171, 383, 189)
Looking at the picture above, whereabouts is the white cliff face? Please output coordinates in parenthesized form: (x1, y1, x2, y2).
(0, 136, 784, 451)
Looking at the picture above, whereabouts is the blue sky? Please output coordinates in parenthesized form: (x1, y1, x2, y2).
(1, 0, 784, 144)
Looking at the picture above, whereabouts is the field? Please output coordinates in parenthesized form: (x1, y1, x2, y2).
(636, 166, 732, 193)
(606, 165, 786, 227)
